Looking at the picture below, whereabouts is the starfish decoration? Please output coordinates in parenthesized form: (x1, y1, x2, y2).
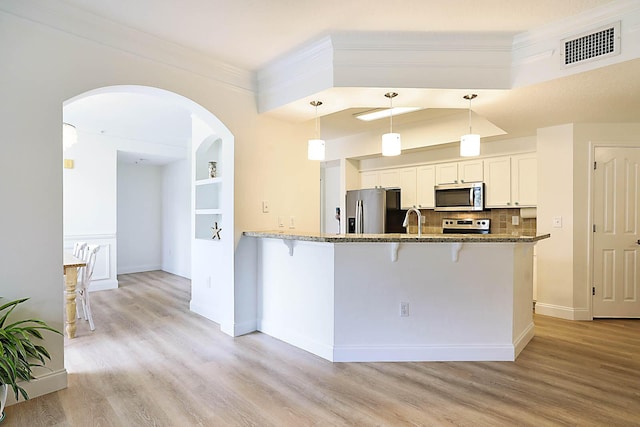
(211, 222, 222, 240)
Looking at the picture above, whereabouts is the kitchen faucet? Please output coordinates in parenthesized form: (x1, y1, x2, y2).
(402, 207, 422, 237)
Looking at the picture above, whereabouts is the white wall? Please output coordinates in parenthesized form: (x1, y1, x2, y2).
(321, 161, 341, 234)
(536, 123, 640, 320)
(536, 124, 576, 318)
(63, 134, 117, 236)
(117, 162, 163, 274)
(0, 6, 318, 401)
(162, 159, 191, 278)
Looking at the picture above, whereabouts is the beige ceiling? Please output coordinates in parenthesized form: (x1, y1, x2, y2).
(55, 0, 639, 143)
(58, 0, 617, 71)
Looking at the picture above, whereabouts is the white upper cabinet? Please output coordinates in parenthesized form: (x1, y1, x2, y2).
(360, 171, 380, 189)
(458, 160, 484, 183)
(484, 156, 512, 207)
(359, 153, 536, 209)
(416, 165, 436, 209)
(435, 159, 483, 185)
(435, 163, 459, 185)
(398, 167, 417, 209)
(485, 153, 537, 208)
(379, 169, 400, 188)
(511, 153, 537, 207)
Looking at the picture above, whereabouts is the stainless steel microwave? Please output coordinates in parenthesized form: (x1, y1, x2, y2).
(434, 182, 484, 211)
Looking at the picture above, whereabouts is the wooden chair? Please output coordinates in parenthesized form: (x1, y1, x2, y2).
(73, 241, 87, 259)
(77, 244, 100, 331)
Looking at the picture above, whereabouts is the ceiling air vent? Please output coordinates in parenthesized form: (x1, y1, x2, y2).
(561, 21, 620, 67)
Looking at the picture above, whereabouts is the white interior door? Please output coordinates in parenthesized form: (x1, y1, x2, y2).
(593, 147, 640, 317)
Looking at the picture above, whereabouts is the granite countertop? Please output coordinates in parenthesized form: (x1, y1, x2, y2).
(243, 230, 550, 243)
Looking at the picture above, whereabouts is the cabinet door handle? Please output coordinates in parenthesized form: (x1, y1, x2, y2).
(507, 202, 511, 206)
(515, 202, 519, 206)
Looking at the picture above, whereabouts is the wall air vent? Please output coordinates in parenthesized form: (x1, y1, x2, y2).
(561, 21, 620, 67)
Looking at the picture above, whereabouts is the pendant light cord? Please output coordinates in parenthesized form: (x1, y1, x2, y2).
(464, 93, 477, 134)
(385, 92, 398, 134)
(468, 97, 472, 134)
(310, 100, 322, 139)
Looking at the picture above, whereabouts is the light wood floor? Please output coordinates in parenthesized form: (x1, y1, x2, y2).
(5, 271, 640, 426)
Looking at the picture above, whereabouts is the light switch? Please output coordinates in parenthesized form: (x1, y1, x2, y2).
(262, 200, 269, 213)
(552, 216, 562, 228)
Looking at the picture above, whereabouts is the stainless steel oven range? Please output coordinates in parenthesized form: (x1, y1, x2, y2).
(442, 218, 491, 234)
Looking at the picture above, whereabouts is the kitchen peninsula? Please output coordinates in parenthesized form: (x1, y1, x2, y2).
(243, 231, 550, 362)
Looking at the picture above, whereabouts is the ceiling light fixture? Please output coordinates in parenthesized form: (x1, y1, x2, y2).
(63, 122, 78, 151)
(354, 106, 423, 122)
(308, 100, 325, 161)
(460, 94, 480, 157)
(381, 92, 401, 157)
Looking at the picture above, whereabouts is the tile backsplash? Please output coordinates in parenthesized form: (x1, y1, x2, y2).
(405, 208, 537, 236)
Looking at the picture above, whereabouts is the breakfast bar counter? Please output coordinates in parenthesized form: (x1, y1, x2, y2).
(243, 230, 550, 362)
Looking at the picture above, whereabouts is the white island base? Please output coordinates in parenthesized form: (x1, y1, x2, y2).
(246, 232, 547, 362)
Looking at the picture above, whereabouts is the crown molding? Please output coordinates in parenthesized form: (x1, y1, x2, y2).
(0, 0, 256, 93)
(257, 32, 513, 113)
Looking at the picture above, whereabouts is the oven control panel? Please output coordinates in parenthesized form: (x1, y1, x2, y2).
(442, 218, 490, 234)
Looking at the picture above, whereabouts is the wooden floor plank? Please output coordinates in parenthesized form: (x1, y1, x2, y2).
(5, 271, 640, 426)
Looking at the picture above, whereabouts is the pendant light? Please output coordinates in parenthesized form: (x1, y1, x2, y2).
(308, 100, 325, 161)
(381, 92, 401, 156)
(460, 94, 480, 157)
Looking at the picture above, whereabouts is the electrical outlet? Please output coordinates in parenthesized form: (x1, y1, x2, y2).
(262, 200, 270, 213)
(278, 216, 284, 228)
(552, 216, 563, 228)
(400, 302, 409, 317)
(512, 215, 520, 226)
(289, 216, 295, 229)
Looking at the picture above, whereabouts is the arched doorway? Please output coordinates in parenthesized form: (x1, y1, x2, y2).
(63, 85, 234, 335)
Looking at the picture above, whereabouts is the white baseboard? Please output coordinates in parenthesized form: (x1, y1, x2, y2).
(5, 369, 67, 406)
(535, 303, 591, 320)
(514, 322, 535, 358)
(332, 344, 517, 362)
(258, 319, 334, 361)
(225, 320, 257, 337)
(117, 264, 162, 275)
(89, 278, 118, 292)
(189, 301, 221, 326)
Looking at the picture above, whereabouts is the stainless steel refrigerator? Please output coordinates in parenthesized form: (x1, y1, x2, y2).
(345, 188, 404, 234)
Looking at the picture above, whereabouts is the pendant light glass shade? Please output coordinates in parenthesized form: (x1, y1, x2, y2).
(308, 139, 325, 160)
(382, 92, 401, 156)
(308, 101, 325, 161)
(382, 133, 401, 156)
(460, 94, 480, 157)
(460, 133, 480, 157)
(63, 122, 78, 151)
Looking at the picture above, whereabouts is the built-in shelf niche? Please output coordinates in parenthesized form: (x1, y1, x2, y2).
(194, 136, 224, 240)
